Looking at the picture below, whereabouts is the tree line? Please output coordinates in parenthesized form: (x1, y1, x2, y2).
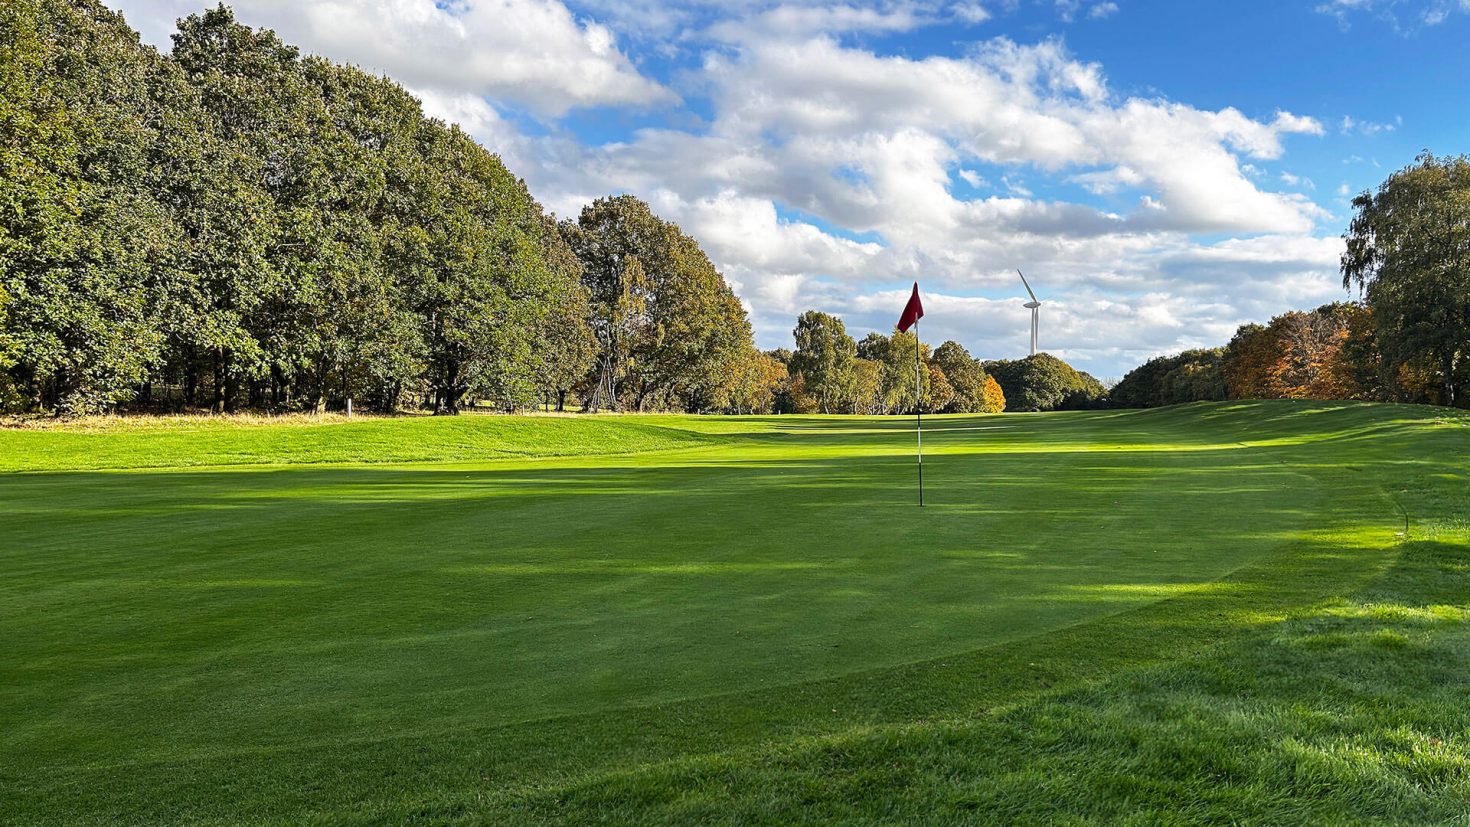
(5, 4, 1463, 417)
(0, 1, 765, 416)
(768, 311, 1006, 415)
(1112, 152, 1470, 410)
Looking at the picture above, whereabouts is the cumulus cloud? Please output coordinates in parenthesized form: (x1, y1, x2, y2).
(110, 0, 673, 115)
(111, 0, 1349, 375)
(383, 23, 1344, 372)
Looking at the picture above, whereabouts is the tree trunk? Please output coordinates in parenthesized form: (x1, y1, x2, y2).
(184, 351, 198, 408)
(434, 387, 460, 415)
(224, 373, 240, 413)
(1445, 350, 1459, 408)
(212, 350, 225, 413)
(556, 390, 566, 412)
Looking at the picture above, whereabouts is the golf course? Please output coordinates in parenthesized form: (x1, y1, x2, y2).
(2, 400, 1468, 824)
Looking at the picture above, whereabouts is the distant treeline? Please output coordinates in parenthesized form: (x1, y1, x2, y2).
(1113, 153, 1470, 410)
(768, 310, 1104, 414)
(4, 3, 1464, 417)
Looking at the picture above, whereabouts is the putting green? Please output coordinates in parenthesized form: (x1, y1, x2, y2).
(2, 401, 1465, 824)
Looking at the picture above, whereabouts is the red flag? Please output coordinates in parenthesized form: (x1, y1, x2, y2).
(897, 282, 924, 333)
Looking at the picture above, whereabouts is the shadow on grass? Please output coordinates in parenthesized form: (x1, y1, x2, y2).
(0, 452, 1410, 825)
(493, 539, 1470, 826)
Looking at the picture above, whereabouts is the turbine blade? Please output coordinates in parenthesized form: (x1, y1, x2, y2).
(1018, 269, 1038, 302)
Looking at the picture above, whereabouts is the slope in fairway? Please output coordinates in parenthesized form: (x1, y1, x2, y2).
(1, 401, 1465, 824)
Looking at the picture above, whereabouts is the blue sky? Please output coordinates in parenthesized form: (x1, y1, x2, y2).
(113, 0, 1470, 378)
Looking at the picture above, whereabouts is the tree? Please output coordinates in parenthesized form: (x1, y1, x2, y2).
(717, 348, 787, 414)
(530, 219, 596, 411)
(567, 195, 753, 412)
(846, 358, 883, 414)
(789, 311, 855, 413)
(1222, 323, 1279, 399)
(930, 340, 991, 413)
(1, 0, 188, 413)
(979, 374, 1006, 413)
(1343, 152, 1470, 408)
(926, 363, 955, 413)
(297, 59, 428, 413)
(984, 353, 1101, 412)
(856, 331, 889, 362)
(396, 122, 560, 414)
(0, 284, 21, 411)
(1219, 303, 1371, 403)
(1330, 304, 1388, 401)
(1112, 348, 1225, 408)
(880, 330, 932, 413)
(171, 6, 330, 412)
(763, 348, 798, 413)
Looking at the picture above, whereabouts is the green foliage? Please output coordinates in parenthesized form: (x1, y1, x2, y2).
(855, 330, 889, 362)
(392, 120, 559, 414)
(566, 196, 755, 412)
(984, 352, 1105, 412)
(931, 340, 996, 413)
(532, 221, 597, 411)
(1, 4, 689, 417)
(846, 356, 884, 414)
(1112, 348, 1225, 408)
(0, 284, 22, 411)
(881, 330, 937, 413)
(0, 0, 185, 413)
(789, 310, 855, 413)
(1343, 152, 1470, 407)
(715, 347, 787, 414)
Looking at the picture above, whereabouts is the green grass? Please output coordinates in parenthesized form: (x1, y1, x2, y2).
(1, 400, 1467, 824)
(0, 414, 717, 472)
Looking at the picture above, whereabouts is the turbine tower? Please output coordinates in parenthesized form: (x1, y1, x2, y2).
(1018, 270, 1041, 356)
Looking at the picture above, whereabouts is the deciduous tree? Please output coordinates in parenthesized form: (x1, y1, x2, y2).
(790, 311, 855, 413)
(1343, 152, 1470, 407)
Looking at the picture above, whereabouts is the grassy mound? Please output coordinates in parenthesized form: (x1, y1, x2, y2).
(0, 414, 718, 472)
(1, 400, 1466, 824)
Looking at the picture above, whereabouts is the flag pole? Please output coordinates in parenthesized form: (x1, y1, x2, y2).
(914, 318, 923, 507)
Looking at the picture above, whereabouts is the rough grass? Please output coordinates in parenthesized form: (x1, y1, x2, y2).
(1, 400, 1466, 825)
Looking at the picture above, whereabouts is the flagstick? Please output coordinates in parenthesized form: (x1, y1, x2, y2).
(914, 318, 923, 507)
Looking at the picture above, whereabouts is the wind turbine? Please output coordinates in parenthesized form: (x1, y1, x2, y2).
(1018, 270, 1041, 356)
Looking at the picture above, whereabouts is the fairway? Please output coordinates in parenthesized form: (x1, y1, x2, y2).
(3, 401, 1469, 824)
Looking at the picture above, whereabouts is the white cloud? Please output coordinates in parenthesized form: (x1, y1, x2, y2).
(109, 0, 1349, 375)
(385, 29, 1345, 371)
(110, 0, 673, 115)
(1055, 0, 1122, 22)
(951, 2, 991, 23)
(1316, 0, 1470, 30)
(707, 3, 936, 41)
(957, 168, 989, 189)
(1340, 114, 1398, 135)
